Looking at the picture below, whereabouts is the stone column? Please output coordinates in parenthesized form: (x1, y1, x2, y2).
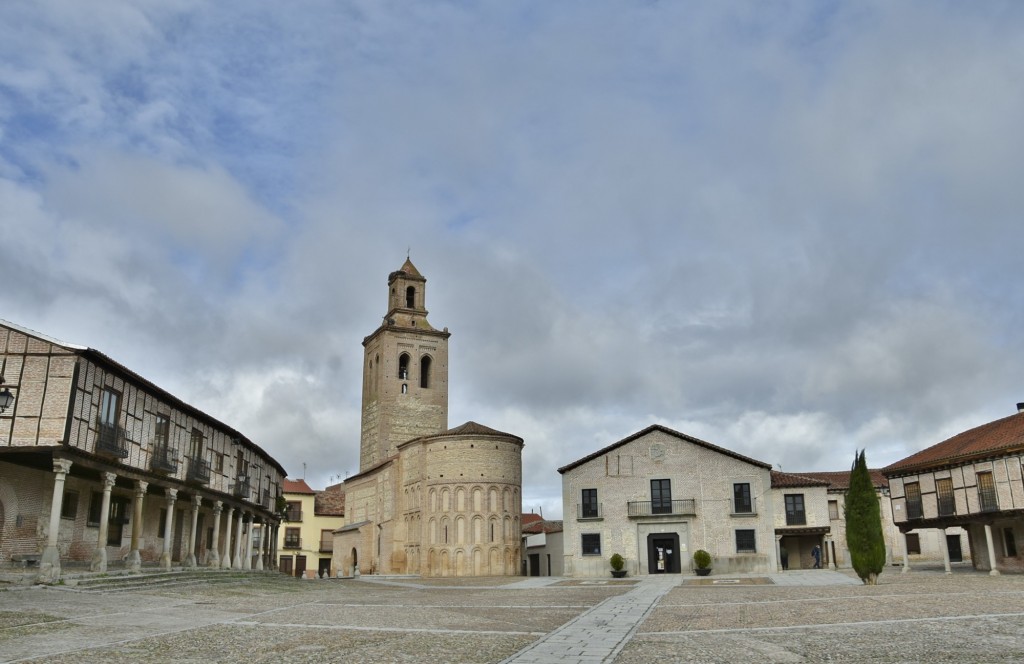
(127, 480, 148, 573)
(901, 532, 911, 574)
(939, 528, 952, 574)
(91, 472, 117, 572)
(242, 513, 254, 570)
(271, 523, 279, 570)
(185, 495, 202, 568)
(159, 488, 178, 570)
(255, 519, 265, 571)
(221, 507, 234, 569)
(775, 534, 784, 572)
(232, 511, 245, 570)
(984, 524, 1000, 576)
(208, 501, 222, 567)
(39, 458, 73, 583)
(825, 535, 837, 570)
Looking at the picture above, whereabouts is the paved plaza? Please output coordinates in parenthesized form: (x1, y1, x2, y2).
(1, 568, 1023, 663)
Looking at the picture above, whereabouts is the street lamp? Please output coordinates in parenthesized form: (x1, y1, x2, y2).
(0, 374, 13, 413)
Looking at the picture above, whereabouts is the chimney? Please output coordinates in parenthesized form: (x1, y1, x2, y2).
(1018, 402, 1024, 413)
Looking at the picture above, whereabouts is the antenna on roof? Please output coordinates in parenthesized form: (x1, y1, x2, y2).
(302, 462, 306, 479)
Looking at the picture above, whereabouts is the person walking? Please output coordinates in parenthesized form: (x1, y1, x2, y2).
(811, 544, 822, 569)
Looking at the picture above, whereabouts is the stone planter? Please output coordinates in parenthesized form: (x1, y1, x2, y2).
(695, 567, 711, 576)
(611, 569, 627, 578)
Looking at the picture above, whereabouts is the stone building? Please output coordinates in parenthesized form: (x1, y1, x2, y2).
(277, 478, 345, 578)
(0, 320, 285, 582)
(770, 471, 833, 570)
(333, 259, 524, 577)
(559, 424, 778, 577)
(884, 403, 1024, 574)
(522, 515, 564, 577)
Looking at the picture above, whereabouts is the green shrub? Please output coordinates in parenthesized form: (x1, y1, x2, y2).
(693, 549, 712, 569)
(609, 553, 625, 571)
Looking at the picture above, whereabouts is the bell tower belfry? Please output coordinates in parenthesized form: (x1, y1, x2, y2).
(359, 258, 451, 471)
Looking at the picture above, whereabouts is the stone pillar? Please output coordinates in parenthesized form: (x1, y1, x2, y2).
(901, 532, 911, 574)
(939, 528, 952, 574)
(271, 523, 279, 570)
(255, 519, 265, 571)
(185, 495, 202, 568)
(91, 472, 117, 572)
(127, 480, 148, 573)
(39, 458, 73, 583)
(984, 524, 1000, 576)
(242, 513, 254, 570)
(826, 535, 837, 570)
(232, 511, 245, 570)
(221, 507, 234, 569)
(159, 488, 178, 570)
(208, 501, 222, 567)
(775, 534, 785, 572)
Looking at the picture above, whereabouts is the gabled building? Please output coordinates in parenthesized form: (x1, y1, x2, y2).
(278, 478, 345, 578)
(558, 424, 778, 576)
(883, 403, 1024, 574)
(522, 516, 563, 577)
(0, 320, 286, 582)
(770, 471, 833, 569)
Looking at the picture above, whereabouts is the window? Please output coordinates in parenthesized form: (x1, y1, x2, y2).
(284, 527, 301, 549)
(977, 472, 998, 512)
(406, 286, 415, 308)
(214, 452, 224, 473)
(651, 479, 672, 514)
(581, 533, 601, 556)
(158, 508, 167, 535)
(88, 492, 103, 527)
(99, 389, 120, 426)
(906, 533, 921, 555)
(904, 482, 923, 519)
(285, 501, 302, 522)
(189, 427, 204, 460)
(61, 490, 78, 520)
(154, 415, 170, 447)
(398, 353, 410, 380)
(733, 483, 752, 513)
(784, 494, 806, 525)
(828, 500, 839, 520)
(401, 383, 408, 394)
(581, 489, 599, 518)
(420, 356, 431, 389)
(936, 478, 955, 516)
(735, 529, 756, 553)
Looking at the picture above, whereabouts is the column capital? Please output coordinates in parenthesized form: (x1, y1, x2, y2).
(192, 494, 203, 508)
(135, 480, 149, 495)
(165, 487, 178, 503)
(213, 500, 223, 514)
(53, 458, 73, 476)
(101, 472, 117, 489)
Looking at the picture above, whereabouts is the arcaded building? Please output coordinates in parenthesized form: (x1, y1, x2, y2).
(334, 259, 523, 577)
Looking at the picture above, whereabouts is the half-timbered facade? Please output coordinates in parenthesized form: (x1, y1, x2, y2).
(0, 320, 286, 582)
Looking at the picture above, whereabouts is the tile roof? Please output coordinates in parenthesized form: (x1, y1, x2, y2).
(558, 424, 771, 474)
(770, 471, 831, 489)
(283, 478, 316, 495)
(883, 409, 1024, 475)
(314, 483, 345, 516)
(522, 513, 544, 525)
(796, 470, 889, 490)
(522, 519, 563, 535)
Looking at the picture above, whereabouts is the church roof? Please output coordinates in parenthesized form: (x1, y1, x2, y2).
(388, 257, 426, 283)
(558, 424, 772, 474)
(439, 421, 521, 439)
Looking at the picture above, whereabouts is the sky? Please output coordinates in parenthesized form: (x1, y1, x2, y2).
(2, 1, 1023, 519)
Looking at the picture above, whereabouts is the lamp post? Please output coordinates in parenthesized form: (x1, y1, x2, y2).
(0, 374, 13, 413)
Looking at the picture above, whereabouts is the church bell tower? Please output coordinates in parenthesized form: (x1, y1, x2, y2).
(359, 258, 451, 471)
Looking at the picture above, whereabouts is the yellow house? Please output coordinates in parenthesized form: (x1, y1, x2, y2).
(278, 479, 345, 577)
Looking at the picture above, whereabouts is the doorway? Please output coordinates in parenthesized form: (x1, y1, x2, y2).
(280, 555, 293, 575)
(318, 557, 331, 578)
(529, 553, 540, 576)
(947, 534, 963, 562)
(296, 555, 307, 578)
(647, 533, 681, 574)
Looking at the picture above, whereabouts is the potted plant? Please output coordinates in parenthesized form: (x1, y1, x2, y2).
(609, 553, 627, 578)
(693, 549, 712, 576)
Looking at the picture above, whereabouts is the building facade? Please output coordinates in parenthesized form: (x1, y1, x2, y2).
(0, 320, 286, 582)
(333, 259, 524, 577)
(770, 471, 833, 570)
(884, 403, 1024, 574)
(559, 425, 778, 577)
(522, 516, 564, 577)
(278, 478, 345, 578)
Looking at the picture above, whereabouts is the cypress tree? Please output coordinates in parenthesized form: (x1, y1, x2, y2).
(845, 449, 886, 585)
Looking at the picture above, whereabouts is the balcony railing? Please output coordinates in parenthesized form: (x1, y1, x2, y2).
(906, 498, 924, 520)
(627, 499, 696, 517)
(96, 423, 130, 459)
(937, 497, 956, 517)
(150, 445, 178, 474)
(187, 457, 211, 485)
(979, 489, 999, 513)
(283, 537, 302, 550)
(732, 497, 758, 515)
(786, 511, 807, 526)
(232, 477, 251, 499)
(261, 489, 271, 508)
(578, 503, 603, 519)
(284, 508, 303, 522)
(319, 539, 333, 553)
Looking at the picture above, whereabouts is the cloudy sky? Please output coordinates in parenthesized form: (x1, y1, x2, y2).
(3, 1, 1023, 518)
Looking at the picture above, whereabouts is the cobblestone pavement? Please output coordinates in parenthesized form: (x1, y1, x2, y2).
(0, 569, 1022, 663)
